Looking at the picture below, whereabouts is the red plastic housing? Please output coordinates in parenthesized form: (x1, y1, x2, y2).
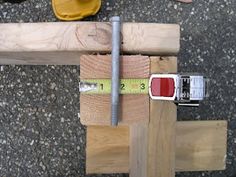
(150, 78, 175, 97)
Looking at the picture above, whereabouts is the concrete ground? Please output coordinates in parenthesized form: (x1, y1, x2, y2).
(0, 0, 235, 176)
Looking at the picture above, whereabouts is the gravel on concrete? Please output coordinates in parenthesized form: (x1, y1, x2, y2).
(0, 0, 235, 177)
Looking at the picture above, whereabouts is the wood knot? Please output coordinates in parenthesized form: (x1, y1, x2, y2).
(89, 28, 112, 46)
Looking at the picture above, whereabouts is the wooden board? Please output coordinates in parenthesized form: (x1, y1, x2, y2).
(80, 55, 150, 125)
(86, 121, 227, 174)
(148, 101, 176, 177)
(0, 22, 180, 65)
(129, 56, 177, 177)
(147, 56, 177, 177)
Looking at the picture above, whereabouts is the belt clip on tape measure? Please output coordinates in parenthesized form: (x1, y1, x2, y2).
(80, 74, 209, 107)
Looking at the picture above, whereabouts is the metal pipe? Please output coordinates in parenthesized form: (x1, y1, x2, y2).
(111, 16, 121, 126)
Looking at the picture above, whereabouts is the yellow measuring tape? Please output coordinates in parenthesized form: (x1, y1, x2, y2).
(80, 79, 149, 94)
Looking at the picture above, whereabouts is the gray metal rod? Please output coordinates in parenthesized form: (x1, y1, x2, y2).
(111, 16, 121, 126)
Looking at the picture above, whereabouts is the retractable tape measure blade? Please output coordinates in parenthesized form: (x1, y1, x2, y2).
(80, 79, 149, 94)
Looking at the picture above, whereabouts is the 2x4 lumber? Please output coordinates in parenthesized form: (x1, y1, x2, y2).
(129, 56, 177, 177)
(148, 101, 176, 177)
(86, 121, 227, 174)
(0, 22, 180, 65)
(147, 56, 177, 177)
(80, 55, 150, 125)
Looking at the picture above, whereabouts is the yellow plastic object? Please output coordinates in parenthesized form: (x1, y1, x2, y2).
(52, 0, 101, 21)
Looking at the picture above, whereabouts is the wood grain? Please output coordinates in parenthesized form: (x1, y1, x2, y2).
(147, 56, 177, 177)
(0, 22, 180, 64)
(80, 55, 150, 125)
(80, 55, 150, 79)
(150, 56, 178, 74)
(80, 95, 149, 125)
(130, 122, 148, 177)
(176, 120, 227, 171)
(129, 56, 177, 177)
(0, 51, 81, 65)
(148, 101, 176, 177)
(86, 121, 227, 174)
(86, 125, 129, 174)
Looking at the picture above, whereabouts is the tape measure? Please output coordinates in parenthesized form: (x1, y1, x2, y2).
(80, 79, 149, 94)
(80, 74, 209, 107)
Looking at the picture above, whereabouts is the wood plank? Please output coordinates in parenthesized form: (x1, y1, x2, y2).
(0, 22, 180, 65)
(148, 101, 176, 177)
(80, 55, 150, 125)
(176, 120, 227, 171)
(129, 56, 177, 177)
(147, 56, 177, 177)
(86, 121, 227, 174)
(86, 125, 129, 174)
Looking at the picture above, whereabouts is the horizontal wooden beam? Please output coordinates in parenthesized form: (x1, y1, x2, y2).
(86, 121, 227, 174)
(147, 57, 177, 177)
(0, 22, 180, 65)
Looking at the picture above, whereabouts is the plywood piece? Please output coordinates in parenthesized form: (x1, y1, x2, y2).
(80, 95, 149, 125)
(0, 22, 180, 64)
(176, 120, 227, 171)
(86, 121, 227, 173)
(86, 125, 129, 174)
(80, 55, 150, 79)
(80, 55, 150, 125)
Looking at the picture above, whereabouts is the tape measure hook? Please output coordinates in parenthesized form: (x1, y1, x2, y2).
(79, 81, 98, 93)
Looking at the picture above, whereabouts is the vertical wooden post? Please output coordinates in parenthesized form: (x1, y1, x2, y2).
(129, 56, 177, 177)
(147, 57, 177, 177)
